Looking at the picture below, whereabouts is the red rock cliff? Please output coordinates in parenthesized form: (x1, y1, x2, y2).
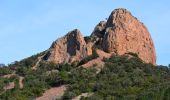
(44, 8, 156, 65)
(102, 8, 156, 64)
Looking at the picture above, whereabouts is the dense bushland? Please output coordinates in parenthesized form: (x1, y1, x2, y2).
(0, 53, 170, 100)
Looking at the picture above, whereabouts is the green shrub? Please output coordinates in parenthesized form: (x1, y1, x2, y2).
(0, 67, 13, 75)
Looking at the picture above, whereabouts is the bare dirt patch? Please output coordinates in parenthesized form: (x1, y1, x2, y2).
(4, 82, 15, 90)
(36, 85, 66, 100)
(72, 93, 93, 100)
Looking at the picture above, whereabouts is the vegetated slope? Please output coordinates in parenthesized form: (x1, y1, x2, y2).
(0, 52, 170, 100)
(0, 8, 168, 100)
(62, 54, 170, 100)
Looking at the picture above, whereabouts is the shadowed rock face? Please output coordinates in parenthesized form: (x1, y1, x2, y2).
(44, 8, 156, 65)
(66, 29, 86, 56)
(102, 8, 156, 64)
(90, 21, 106, 49)
(91, 21, 106, 39)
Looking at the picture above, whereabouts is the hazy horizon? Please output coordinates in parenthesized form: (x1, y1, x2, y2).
(0, 0, 170, 66)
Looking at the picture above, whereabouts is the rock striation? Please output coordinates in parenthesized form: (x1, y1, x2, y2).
(44, 8, 156, 65)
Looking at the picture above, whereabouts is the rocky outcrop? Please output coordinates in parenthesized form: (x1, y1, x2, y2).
(44, 8, 156, 65)
(45, 29, 89, 64)
(91, 21, 106, 39)
(102, 8, 156, 64)
(90, 21, 106, 49)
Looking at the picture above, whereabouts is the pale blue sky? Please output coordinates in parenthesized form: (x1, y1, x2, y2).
(0, 0, 170, 66)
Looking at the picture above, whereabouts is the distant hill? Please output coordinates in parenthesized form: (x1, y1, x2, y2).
(0, 64, 5, 67)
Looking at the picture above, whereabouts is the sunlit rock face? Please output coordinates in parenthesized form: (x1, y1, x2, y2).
(102, 8, 156, 64)
(44, 8, 156, 65)
(46, 29, 89, 64)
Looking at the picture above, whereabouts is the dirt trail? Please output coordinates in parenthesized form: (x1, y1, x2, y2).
(36, 85, 66, 100)
(72, 93, 93, 100)
(19, 76, 24, 89)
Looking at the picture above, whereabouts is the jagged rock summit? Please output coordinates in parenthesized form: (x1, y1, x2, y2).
(102, 8, 156, 64)
(44, 29, 90, 64)
(44, 8, 156, 65)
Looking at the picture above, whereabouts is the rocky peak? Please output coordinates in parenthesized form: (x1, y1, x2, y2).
(44, 8, 156, 65)
(45, 29, 88, 64)
(106, 8, 132, 28)
(66, 29, 86, 56)
(102, 8, 156, 64)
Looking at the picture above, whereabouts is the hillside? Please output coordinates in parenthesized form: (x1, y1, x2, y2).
(0, 8, 169, 100)
(0, 52, 170, 100)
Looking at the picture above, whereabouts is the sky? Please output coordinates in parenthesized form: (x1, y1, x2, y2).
(0, 0, 170, 66)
